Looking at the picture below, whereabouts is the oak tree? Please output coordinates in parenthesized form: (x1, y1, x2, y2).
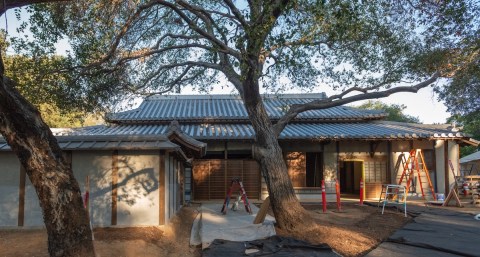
(0, 1, 95, 256)
(13, 0, 480, 233)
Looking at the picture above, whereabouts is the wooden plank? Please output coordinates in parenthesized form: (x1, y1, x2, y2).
(111, 150, 118, 226)
(444, 141, 449, 195)
(17, 165, 26, 227)
(159, 151, 166, 225)
(253, 197, 270, 224)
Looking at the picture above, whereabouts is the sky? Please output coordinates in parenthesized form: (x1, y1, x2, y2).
(0, 8, 451, 124)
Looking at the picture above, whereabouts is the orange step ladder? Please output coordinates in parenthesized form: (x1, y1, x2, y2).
(398, 149, 436, 201)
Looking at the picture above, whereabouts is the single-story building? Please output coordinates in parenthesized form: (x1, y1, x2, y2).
(1, 93, 477, 227)
(0, 123, 206, 227)
(460, 151, 480, 175)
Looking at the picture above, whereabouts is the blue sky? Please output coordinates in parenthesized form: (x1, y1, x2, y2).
(0, 8, 450, 124)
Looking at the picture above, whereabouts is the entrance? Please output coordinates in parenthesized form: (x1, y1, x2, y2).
(339, 161, 363, 194)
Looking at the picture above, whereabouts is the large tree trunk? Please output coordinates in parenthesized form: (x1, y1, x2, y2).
(241, 78, 314, 231)
(0, 77, 95, 255)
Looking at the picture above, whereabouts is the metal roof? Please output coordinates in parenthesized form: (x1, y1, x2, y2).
(460, 151, 480, 163)
(66, 121, 466, 141)
(108, 94, 386, 123)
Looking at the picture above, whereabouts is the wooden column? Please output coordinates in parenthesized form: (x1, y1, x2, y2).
(159, 151, 166, 225)
(17, 165, 26, 226)
(111, 150, 118, 226)
(432, 141, 438, 192)
(387, 142, 392, 183)
(444, 141, 449, 195)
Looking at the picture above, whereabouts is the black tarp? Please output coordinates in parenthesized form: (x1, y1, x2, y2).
(202, 235, 341, 257)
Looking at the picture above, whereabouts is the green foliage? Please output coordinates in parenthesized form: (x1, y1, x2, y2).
(356, 100, 420, 123)
(447, 113, 480, 157)
(38, 103, 103, 128)
(8, 0, 479, 111)
(1, 31, 103, 127)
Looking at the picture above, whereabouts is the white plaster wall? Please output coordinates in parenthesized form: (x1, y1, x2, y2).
(338, 141, 370, 153)
(448, 141, 459, 186)
(323, 143, 337, 181)
(116, 150, 159, 226)
(392, 141, 411, 152)
(435, 140, 447, 193)
(24, 175, 43, 227)
(0, 152, 19, 226)
(72, 151, 113, 227)
(164, 152, 170, 224)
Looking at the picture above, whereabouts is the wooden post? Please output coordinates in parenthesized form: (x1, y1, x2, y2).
(159, 151, 166, 225)
(444, 141, 449, 195)
(253, 197, 270, 224)
(321, 180, 327, 213)
(111, 150, 118, 226)
(17, 165, 26, 226)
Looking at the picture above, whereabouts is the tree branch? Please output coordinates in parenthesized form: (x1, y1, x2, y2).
(0, 0, 69, 15)
(159, 0, 241, 59)
(222, 0, 249, 28)
(273, 72, 441, 136)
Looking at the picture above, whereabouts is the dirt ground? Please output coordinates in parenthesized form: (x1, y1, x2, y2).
(0, 205, 202, 257)
(0, 202, 411, 257)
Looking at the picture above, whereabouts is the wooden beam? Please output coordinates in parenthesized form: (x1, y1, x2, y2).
(17, 165, 26, 226)
(444, 141, 449, 195)
(111, 150, 118, 226)
(432, 141, 438, 192)
(387, 142, 392, 183)
(159, 151, 166, 225)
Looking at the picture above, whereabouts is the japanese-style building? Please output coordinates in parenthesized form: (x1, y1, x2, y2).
(1, 93, 477, 227)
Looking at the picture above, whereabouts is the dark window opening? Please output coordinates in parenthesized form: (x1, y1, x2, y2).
(227, 150, 252, 159)
(339, 161, 362, 194)
(203, 151, 224, 159)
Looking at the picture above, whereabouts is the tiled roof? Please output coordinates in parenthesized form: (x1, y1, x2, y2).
(67, 121, 466, 140)
(108, 94, 386, 123)
(0, 135, 180, 151)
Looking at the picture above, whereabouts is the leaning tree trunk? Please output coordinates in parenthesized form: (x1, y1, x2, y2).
(0, 77, 95, 255)
(242, 79, 314, 231)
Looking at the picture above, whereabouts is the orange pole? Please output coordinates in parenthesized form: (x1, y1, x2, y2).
(335, 179, 341, 211)
(321, 180, 327, 213)
(359, 178, 364, 206)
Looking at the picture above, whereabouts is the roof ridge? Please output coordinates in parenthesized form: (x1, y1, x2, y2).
(145, 93, 327, 100)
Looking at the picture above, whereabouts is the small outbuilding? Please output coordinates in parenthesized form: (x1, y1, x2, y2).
(460, 151, 480, 175)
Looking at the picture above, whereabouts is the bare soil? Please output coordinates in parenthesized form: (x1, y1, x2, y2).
(275, 202, 412, 257)
(0, 202, 411, 257)
(0, 204, 202, 257)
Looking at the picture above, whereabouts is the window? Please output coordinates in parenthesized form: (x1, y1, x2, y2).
(364, 161, 387, 183)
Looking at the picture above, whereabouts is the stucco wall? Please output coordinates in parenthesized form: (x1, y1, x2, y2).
(24, 178, 44, 226)
(72, 151, 113, 227)
(116, 150, 160, 226)
(0, 152, 20, 226)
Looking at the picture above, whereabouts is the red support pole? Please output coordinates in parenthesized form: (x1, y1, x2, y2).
(335, 179, 341, 211)
(359, 178, 364, 206)
(322, 180, 327, 213)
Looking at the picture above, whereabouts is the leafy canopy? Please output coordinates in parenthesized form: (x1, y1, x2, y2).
(356, 100, 420, 123)
(1, 32, 103, 127)
(10, 0, 479, 113)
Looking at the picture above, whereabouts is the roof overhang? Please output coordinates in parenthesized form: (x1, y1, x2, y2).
(165, 121, 207, 157)
(459, 138, 480, 147)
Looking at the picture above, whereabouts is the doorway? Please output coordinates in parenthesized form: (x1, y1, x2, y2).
(339, 161, 363, 194)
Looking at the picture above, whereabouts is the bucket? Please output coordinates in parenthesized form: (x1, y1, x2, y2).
(436, 193, 445, 201)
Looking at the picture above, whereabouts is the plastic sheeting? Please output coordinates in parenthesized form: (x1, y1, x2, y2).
(203, 236, 340, 257)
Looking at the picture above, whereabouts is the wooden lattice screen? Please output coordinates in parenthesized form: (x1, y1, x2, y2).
(192, 159, 261, 200)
